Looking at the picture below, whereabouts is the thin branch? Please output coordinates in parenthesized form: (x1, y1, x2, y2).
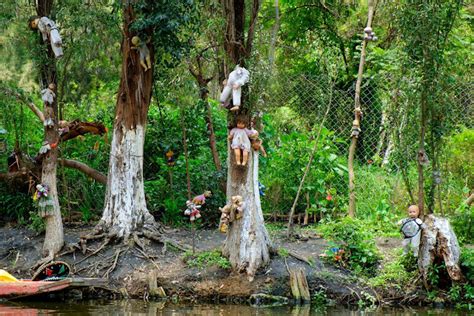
(245, 0, 261, 58)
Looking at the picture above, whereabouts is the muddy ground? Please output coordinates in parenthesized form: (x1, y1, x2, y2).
(0, 224, 411, 305)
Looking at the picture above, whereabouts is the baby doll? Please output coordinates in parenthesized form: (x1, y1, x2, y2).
(29, 16, 63, 58)
(397, 205, 424, 257)
(219, 65, 250, 111)
(228, 119, 257, 166)
(192, 191, 212, 206)
(131, 36, 152, 71)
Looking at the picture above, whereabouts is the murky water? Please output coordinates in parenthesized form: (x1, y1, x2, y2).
(0, 300, 471, 315)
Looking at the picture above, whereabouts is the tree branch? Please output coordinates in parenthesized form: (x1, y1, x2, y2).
(58, 159, 107, 184)
(245, 0, 261, 58)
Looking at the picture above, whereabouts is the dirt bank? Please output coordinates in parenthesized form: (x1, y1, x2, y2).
(0, 225, 408, 305)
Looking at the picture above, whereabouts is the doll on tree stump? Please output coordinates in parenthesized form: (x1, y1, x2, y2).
(228, 117, 257, 166)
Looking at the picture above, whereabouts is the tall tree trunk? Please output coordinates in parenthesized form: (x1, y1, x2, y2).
(97, 4, 157, 241)
(417, 85, 428, 217)
(36, 0, 64, 258)
(221, 0, 272, 280)
(348, 0, 375, 217)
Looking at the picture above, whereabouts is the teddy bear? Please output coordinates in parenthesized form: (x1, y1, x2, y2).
(218, 195, 245, 233)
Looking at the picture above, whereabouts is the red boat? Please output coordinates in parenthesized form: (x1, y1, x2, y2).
(0, 279, 72, 298)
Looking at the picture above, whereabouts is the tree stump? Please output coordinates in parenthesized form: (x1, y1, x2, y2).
(418, 214, 464, 288)
(289, 268, 310, 304)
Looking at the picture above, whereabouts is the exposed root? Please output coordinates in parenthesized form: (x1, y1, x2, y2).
(75, 238, 111, 265)
(104, 248, 123, 279)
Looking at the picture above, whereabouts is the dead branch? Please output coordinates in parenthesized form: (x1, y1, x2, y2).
(58, 158, 107, 184)
(60, 120, 107, 142)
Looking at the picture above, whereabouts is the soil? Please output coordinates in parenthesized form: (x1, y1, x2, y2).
(0, 224, 409, 305)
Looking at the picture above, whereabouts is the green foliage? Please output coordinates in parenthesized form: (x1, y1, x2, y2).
(261, 123, 347, 220)
(183, 249, 230, 270)
(318, 217, 380, 275)
(277, 247, 289, 258)
(368, 252, 416, 289)
(460, 247, 474, 284)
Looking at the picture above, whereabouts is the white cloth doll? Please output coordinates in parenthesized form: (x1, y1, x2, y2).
(30, 16, 63, 58)
(219, 65, 250, 111)
(41, 83, 56, 105)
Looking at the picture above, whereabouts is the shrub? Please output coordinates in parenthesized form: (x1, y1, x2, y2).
(318, 217, 381, 275)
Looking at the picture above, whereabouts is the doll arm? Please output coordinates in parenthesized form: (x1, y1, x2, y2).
(260, 143, 267, 157)
(228, 128, 235, 140)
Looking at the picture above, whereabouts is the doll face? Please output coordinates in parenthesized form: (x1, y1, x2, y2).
(236, 122, 246, 129)
(407, 205, 419, 218)
(30, 18, 39, 29)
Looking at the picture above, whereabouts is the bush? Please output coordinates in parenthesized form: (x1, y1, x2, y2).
(460, 247, 474, 284)
(318, 217, 381, 275)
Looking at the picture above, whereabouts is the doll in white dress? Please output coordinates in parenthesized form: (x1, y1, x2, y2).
(29, 16, 63, 58)
(228, 118, 257, 166)
(220, 65, 250, 111)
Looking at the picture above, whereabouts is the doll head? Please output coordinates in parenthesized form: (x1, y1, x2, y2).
(203, 191, 212, 198)
(28, 16, 40, 30)
(236, 117, 246, 129)
(407, 205, 419, 218)
(48, 83, 56, 91)
(231, 195, 243, 206)
(131, 36, 141, 47)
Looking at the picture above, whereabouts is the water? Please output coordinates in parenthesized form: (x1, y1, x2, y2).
(0, 300, 471, 315)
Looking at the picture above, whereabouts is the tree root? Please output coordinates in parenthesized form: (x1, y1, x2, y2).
(75, 238, 111, 265)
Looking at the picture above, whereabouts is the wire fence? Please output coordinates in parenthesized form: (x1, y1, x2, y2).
(253, 72, 473, 220)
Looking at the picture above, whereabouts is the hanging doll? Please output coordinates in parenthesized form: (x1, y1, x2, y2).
(29, 16, 63, 58)
(184, 200, 201, 221)
(165, 150, 175, 167)
(219, 65, 250, 111)
(41, 83, 56, 105)
(228, 118, 257, 166)
(397, 205, 425, 257)
(131, 36, 152, 71)
(218, 195, 245, 233)
(39, 141, 57, 154)
(192, 191, 212, 206)
(33, 184, 54, 217)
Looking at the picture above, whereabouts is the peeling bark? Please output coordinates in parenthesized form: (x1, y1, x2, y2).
(223, 150, 272, 279)
(98, 4, 158, 242)
(418, 214, 464, 288)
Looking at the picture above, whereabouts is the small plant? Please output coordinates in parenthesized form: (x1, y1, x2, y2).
(311, 289, 328, 305)
(28, 211, 45, 233)
(318, 217, 381, 275)
(460, 247, 474, 283)
(277, 247, 289, 258)
(183, 249, 231, 270)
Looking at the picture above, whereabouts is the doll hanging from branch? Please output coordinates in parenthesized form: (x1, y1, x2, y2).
(29, 16, 63, 58)
(219, 65, 250, 111)
(228, 117, 257, 166)
(131, 36, 152, 71)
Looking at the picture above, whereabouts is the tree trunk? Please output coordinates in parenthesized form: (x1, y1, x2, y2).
(98, 4, 157, 241)
(418, 214, 464, 288)
(221, 0, 271, 280)
(36, 0, 64, 258)
(348, 0, 375, 218)
(417, 86, 428, 217)
(222, 150, 272, 280)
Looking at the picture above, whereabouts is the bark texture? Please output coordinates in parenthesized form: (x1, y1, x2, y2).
(36, 0, 63, 258)
(98, 4, 157, 241)
(223, 150, 272, 279)
(418, 214, 464, 287)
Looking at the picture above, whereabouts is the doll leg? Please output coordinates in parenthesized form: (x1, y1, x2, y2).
(139, 58, 148, 71)
(232, 87, 241, 106)
(234, 148, 241, 165)
(145, 55, 152, 70)
(402, 238, 410, 255)
(220, 86, 232, 105)
(242, 150, 249, 166)
(411, 233, 421, 257)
